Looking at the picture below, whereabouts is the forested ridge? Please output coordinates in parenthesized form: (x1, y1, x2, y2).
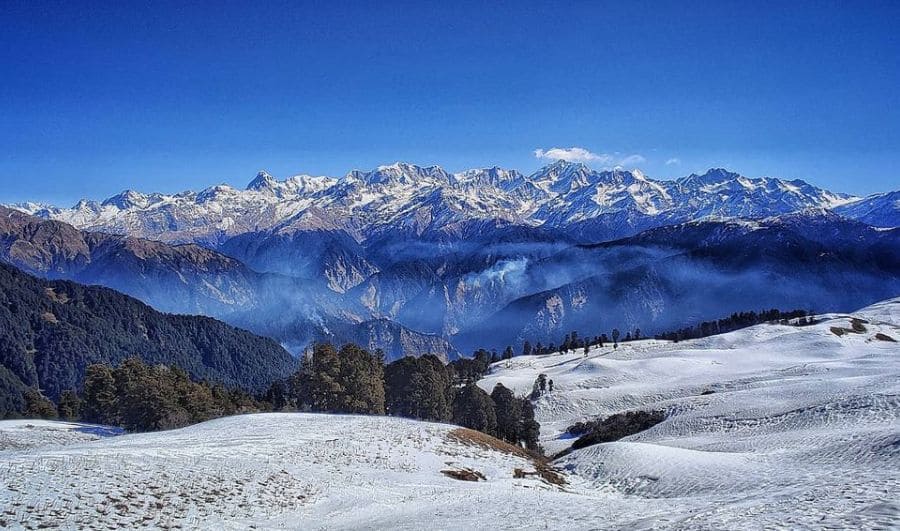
(0, 262, 296, 416)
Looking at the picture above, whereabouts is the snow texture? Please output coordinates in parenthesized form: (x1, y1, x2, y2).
(1, 299, 899, 529)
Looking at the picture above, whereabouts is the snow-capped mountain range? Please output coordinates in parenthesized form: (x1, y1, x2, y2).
(4, 161, 898, 356)
(13, 161, 888, 246)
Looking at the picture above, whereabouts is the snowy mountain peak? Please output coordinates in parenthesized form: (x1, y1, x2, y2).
(375, 161, 419, 172)
(454, 166, 524, 188)
(246, 171, 278, 191)
(350, 162, 451, 187)
(284, 174, 338, 194)
(678, 168, 742, 188)
(196, 184, 238, 203)
(532, 160, 591, 176)
(244, 171, 338, 198)
(595, 168, 643, 185)
(530, 161, 597, 194)
(101, 190, 150, 209)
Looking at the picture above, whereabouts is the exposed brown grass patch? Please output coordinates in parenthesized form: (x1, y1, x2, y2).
(533, 464, 566, 486)
(447, 428, 566, 486)
(41, 312, 58, 324)
(448, 428, 532, 459)
(850, 318, 868, 333)
(831, 318, 871, 337)
(441, 468, 485, 481)
(874, 333, 897, 342)
(831, 325, 868, 336)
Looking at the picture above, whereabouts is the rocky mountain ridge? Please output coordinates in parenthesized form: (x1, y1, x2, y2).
(13, 162, 876, 247)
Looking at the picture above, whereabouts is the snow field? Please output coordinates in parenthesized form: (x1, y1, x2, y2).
(480, 301, 900, 528)
(1, 299, 898, 529)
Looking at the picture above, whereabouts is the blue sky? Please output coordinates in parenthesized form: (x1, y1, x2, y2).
(2, 0, 898, 204)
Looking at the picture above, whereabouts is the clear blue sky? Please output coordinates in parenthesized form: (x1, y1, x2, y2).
(2, 0, 898, 204)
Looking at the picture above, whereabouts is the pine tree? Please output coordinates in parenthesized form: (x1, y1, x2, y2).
(81, 364, 119, 425)
(115, 358, 185, 432)
(385, 355, 451, 421)
(491, 383, 523, 444)
(452, 384, 497, 435)
(57, 390, 81, 421)
(522, 341, 532, 357)
(264, 379, 292, 411)
(529, 374, 548, 400)
(335, 344, 385, 415)
(519, 399, 541, 451)
(295, 343, 385, 415)
(23, 388, 57, 419)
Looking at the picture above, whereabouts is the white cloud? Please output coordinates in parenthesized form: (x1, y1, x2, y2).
(533, 147, 608, 163)
(618, 154, 646, 167)
(534, 147, 646, 168)
(665, 157, 681, 166)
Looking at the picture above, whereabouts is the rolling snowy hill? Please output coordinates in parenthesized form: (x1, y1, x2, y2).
(3, 299, 898, 529)
(477, 297, 900, 527)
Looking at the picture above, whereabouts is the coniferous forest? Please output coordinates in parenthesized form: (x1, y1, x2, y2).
(16, 343, 542, 452)
(0, 262, 295, 416)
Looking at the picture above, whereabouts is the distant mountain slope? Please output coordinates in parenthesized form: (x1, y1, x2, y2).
(455, 213, 900, 351)
(0, 206, 261, 316)
(835, 191, 900, 228)
(0, 262, 296, 415)
(218, 227, 377, 293)
(0, 207, 458, 360)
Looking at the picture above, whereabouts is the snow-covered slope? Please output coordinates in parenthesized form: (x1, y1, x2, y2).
(478, 298, 900, 528)
(1, 414, 581, 530)
(0, 420, 121, 451)
(3, 300, 898, 529)
(455, 212, 900, 352)
(835, 190, 900, 228)
(11, 162, 874, 246)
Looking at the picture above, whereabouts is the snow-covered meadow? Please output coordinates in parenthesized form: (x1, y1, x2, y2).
(481, 298, 900, 528)
(1, 299, 898, 529)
